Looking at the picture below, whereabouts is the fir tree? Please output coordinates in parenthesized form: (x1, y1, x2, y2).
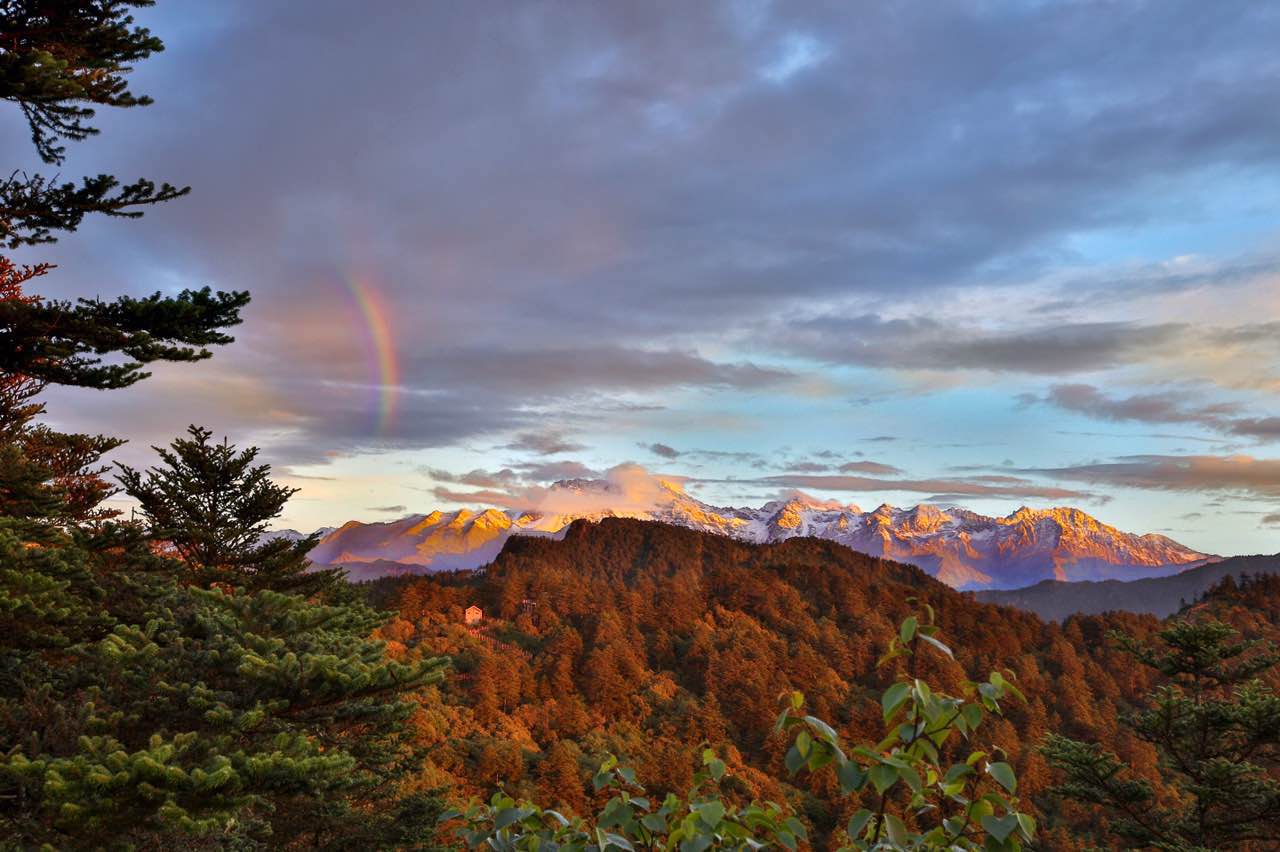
(1, 0, 189, 247)
(0, 6, 453, 845)
(0, 257, 249, 390)
(1043, 619, 1280, 848)
(118, 425, 344, 598)
(1, 410, 451, 846)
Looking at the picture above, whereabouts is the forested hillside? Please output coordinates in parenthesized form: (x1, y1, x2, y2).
(364, 519, 1188, 848)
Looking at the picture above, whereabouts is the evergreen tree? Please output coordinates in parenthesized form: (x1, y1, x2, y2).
(1043, 619, 1280, 848)
(0, 6, 454, 845)
(1, 0, 189, 247)
(0, 412, 451, 846)
(1, 1, 250, 394)
(0, 259, 249, 390)
(118, 425, 344, 598)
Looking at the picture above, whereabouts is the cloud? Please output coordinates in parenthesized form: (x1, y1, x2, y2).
(769, 489, 850, 510)
(432, 463, 682, 514)
(367, 504, 407, 513)
(1263, 512, 1280, 527)
(839, 460, 902, 475)
(500, 430, 588, 456)
(1227, 418, 1280, 440)
(643, 442, 682, 459)
(1041, 383, 1237, 425)
(756, 473, 1091, 502)
(1032, 383, 1280, 443)
(426, 468, 520, 488)
(771, 316, 1184, 375)
(1026, 454, 1280, 499)
(515, 460, 602, 481)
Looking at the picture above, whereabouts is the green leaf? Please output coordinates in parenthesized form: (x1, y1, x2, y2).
(918, 632, 953, 658)
(882, 682, 911, 722)
(987, 761, 1016, 794)
(804, 715, 839, 744)
(900, 616, 918, 643)
(494, 806, 534, 830)
(695, 800, 725, 827)
(884, 814, 908, 845)
(641, 812, 668, 832)
(981, 814, 1019, 842)
(870, 763, 898, 794)
(783, 816, 808, 840)
(898, 765, 922, 794)
(1016, 812, 1036, 840)
(846, 808, 872, 840)
(837, 760, 867, 794)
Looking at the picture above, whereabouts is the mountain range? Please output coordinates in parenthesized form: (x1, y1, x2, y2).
(296, 477, 1211, 590)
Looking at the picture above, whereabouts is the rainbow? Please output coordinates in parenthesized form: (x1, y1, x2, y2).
(341, 273, 399, 433)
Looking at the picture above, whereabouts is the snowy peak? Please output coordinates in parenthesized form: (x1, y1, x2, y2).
(298, 491, 1212, 590)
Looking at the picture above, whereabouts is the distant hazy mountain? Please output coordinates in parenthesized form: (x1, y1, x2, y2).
(294, 478, 1209, 589)
(975, 554, 1280, 620)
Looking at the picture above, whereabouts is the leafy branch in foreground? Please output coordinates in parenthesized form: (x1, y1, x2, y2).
(1042, 617, 1280, 849)
(454, 609, 1034, 851)
(448, 749, 799, 851)
(778, 605, 1035, 850)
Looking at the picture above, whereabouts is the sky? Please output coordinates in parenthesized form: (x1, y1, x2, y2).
(8, 0, 1280, 555)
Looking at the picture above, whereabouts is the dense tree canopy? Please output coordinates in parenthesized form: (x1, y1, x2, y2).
(1045, 582, 1280, 849)
(365, 519, 1177, 849)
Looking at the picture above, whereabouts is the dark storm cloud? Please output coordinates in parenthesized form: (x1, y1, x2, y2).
(1026, 455, 1280, 499)
(642, 442, 682, 459)
(11, 0, 1280, 458)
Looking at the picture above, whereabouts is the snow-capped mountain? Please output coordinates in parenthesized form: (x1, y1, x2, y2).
(293, 478, 1212, 590)
(265, 527, 338, 544)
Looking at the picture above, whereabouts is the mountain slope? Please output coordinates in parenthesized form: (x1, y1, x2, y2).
(975, 553, 1280, 620)
(300, 479, 1209, 589)
(367, 517, 1184, 849)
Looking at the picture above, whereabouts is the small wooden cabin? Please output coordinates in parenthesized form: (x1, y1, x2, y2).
(464, 605, 483, 626)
